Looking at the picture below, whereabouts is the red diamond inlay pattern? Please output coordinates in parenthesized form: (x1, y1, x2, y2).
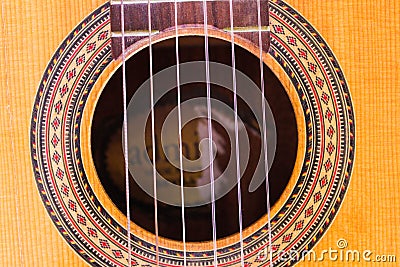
(60, 84, 69, 97)
(308, 62, 317, 74)
(295, 220, 304, 230)
(305, 206, 313, 218)
(320, 176, 328, 188)
(61, 184, 69, 196)
(113, 250, 124, 258)
(54, 100, 63, 114)
(87, 42, 96, 53)
(282, 233, 293, 243)
(255, 255, 263, 262)
(321, 92, 330, 104)
(56, 167, 64, 180)
(99, 239, 110, 249)
(52, 117, 60, 130)
(327, 142, 335, 155)
(273, 25, 285, 34)
(88, 227, 98, 238)
(68, 200, 77, 212)
(324, 159, 333, 171)
(299, 48, 308, 59)
(316, 77, 324, 88)
(77, 214, 86, 225)
(98, 30, 108, 41)
(66, 69, 76, 81)
(314, 192, 322, 203)
(327, 126, 335, 138)
(76, 55, 86, 66)
(51, 134, 59, 148)
(287, 36, 297, 46)
(272, 244, 280, 251)
(129, 259, 139, 266)
(325, 108, 333, 122)
(52, 152, 61, 163)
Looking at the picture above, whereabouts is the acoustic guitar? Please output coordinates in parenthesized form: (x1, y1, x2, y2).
(1, 0, 399, 266)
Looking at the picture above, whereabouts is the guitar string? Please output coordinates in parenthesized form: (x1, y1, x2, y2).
(147, 0, 160, 265)
(173, 1, 188, 266)
(120, 1, 132, 266)
(202, 1, 218, 266)
(2, 2, 24, 265)
(228, 0, 245, 266)
(120, 2, 271, 266)
(256, 0, 273, 265)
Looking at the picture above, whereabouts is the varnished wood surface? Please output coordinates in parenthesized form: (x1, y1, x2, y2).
(110, 0, 269, 58)
(1, 0, 399, 266)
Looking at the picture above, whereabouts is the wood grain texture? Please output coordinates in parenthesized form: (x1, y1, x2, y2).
(1, 0, 399, 266)
(109, 0, 269, 58)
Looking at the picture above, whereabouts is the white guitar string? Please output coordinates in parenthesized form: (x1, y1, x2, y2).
(120, 1, 132, 266)
(228, 0, 245, 266)
(202, 1, 218, 266)
(2, 2, 24, 265)
(174, 1, 188, 266)
(147, 0, 160, 265)
(257, 0, 273, 266)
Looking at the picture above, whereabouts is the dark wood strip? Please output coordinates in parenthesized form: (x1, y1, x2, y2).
(111, 0, 269, 58)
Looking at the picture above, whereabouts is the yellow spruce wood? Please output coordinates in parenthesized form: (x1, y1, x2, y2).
(0, 0, 399, 266)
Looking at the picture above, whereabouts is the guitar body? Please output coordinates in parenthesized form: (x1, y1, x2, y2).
(1, 0, 399, 266)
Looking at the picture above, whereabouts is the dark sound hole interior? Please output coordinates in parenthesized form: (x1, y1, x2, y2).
(91, 36, 298, 241)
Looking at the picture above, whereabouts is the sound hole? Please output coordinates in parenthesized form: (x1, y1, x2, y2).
(91, 36, 297, 241)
